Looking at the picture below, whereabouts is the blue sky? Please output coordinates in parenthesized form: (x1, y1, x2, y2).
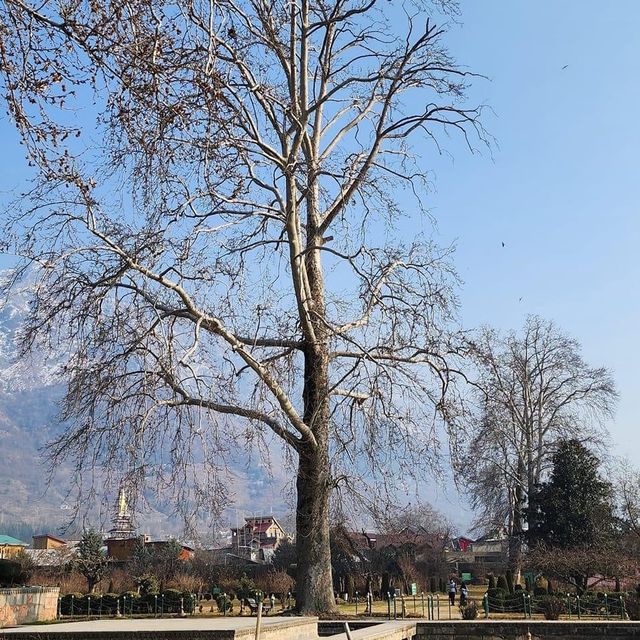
(1, 1, 638, 531)
(427, 1, 640, 456)
(385, 1, 640, 527)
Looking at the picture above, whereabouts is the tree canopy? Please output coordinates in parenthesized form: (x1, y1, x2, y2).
(452, 316, 616, 569)
(75, 529, 109, 593)
(527, 439, 617, 549)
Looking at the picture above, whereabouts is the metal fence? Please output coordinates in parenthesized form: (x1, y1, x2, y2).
(57, 592, 198, 619)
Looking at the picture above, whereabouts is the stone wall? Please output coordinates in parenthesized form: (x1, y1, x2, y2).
(415, 620, 640, 640)
(0, 587, 59, 628)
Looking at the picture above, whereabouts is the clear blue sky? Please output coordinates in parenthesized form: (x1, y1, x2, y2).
(1, 1, 638, 529)
(423, 0, 640, 462)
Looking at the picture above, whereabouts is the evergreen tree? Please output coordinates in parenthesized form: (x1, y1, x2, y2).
(527, 440, 615, 549)
(75, 529, 109, 593)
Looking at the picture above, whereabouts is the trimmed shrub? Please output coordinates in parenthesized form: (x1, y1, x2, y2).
(487, 575, 496, 590)
(59, 593, 85, 615)
(119, 591, 140, 615)
(486, 588, 507, 612)
(625, 594, 640, 621)
(496, 576, 508, 592)
(100, 593, 120, 615)
(540, 596, 565, 620)
(216, 593, 233, 613)
(460, 601, 478, 620)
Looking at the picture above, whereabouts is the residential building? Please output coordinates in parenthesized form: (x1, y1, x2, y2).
(231, 516, 290, 561)
(0, 535, 27, 559)
(145, 540, 195, 561)
(31, 534, 68, 550)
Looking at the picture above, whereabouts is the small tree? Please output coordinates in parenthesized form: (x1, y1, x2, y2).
(526, 545, 635, 595)
(255, 570, 294, 604)
(75, 529, 109, 593)
(236, 574, 257, 612)
(129, 538, 183, 587)
(271, 540, 297, 576)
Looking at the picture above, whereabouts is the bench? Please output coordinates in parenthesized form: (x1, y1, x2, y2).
(245, 598, 272, 615)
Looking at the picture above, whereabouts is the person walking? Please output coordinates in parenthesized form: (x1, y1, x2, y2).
(460, 582, 468, 606)
(448, 579, 457, 606)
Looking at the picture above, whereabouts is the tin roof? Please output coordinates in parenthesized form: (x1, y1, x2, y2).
(0, 535, 28, 546)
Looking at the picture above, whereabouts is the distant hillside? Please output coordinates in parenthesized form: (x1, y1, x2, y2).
(0, 273, 291, 541)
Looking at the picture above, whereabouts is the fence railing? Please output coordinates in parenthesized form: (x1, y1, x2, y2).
(57, 592, 198, 619)
(481, 591, 628, 620)
(340, 590, 632, 621)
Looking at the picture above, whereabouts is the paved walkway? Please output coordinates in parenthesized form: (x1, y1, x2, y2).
(2, 616, 317, 635)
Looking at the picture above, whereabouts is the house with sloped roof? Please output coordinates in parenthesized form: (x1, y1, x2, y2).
(231, 516, 290, 561)
(32, 534, 68, 550)
(0, 535, 28, 559)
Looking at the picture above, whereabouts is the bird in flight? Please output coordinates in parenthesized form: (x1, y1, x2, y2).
(561, 64, 569, 70)
(501, 241, 505, 247)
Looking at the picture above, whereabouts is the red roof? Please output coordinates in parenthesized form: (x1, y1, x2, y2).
(252, 523, 272, 534)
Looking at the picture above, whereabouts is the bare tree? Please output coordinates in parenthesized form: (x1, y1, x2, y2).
(0, 0, 485, 613)
(452, 315, 616, 571)
(526, 544, 634, 595)
(614, 458, 640, 540)
(377, 501, 452, 538)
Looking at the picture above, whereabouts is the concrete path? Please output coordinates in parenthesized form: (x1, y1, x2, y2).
(1, 616, 320, 639)
(328, 620, 416, 640)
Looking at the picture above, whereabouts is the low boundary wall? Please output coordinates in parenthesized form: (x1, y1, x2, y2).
(0, 587, 59, 628)
(415, 620, 640, 639)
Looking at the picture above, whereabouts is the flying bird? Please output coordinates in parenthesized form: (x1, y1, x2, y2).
(501, 241, 505, 247)
(561, 64, 569, 70)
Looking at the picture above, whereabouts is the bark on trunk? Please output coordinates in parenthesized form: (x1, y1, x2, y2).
(508, 481, 524, 581)
(295, 443, 335, 614)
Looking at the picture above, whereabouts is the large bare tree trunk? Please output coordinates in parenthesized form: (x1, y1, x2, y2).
(295, 232, 335, 613)
(296, 441, 334, 614)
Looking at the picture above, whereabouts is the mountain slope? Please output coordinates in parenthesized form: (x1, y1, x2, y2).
(0, 274, 290, 539)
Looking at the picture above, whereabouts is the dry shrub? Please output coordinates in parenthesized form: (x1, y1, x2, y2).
(28, 570, 64, 587)
(254, 570, 295, 599)
(540, 596, 565, 620)
(57, 571, 89, 595)
(106, 568, 136, 594)
(460, 601, 479, 619)
(167, 572, 204, 593)
(625, 595, 640, 620)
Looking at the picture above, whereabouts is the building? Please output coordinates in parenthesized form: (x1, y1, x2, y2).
(0, 535, 28, 559)
(145, 540, 195, 561)
(31, 534, 68, 550)
(444, 531, 509, 576)
(26, 534, 75, 569)
(231, 516, 290, 561)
